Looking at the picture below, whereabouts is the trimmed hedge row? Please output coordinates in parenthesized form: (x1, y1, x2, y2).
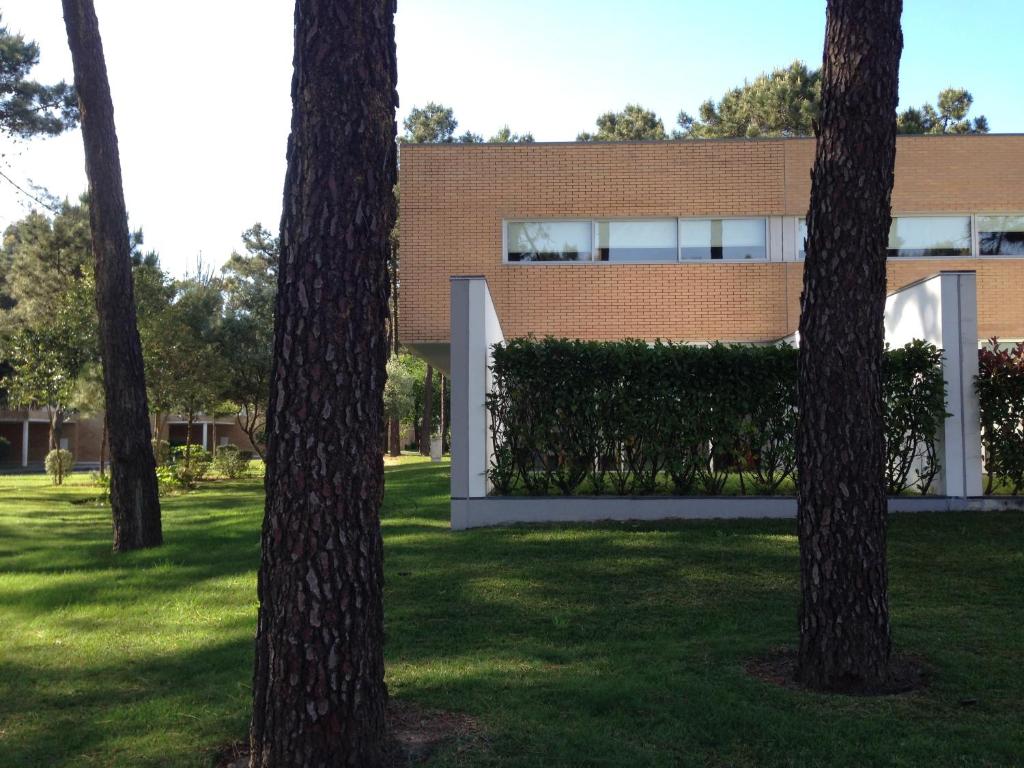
(487, 338, 946, 496)
(977, 339, 1024, 494)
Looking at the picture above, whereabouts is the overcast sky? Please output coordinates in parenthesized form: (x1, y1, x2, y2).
(2, 0, 1022, 277)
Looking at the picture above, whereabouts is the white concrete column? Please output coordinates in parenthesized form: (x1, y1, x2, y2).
(21, 419, 29, 467)
(201, 422, 209, 452)
(450, 277, 504, 528)
(883, 270, 982, 497)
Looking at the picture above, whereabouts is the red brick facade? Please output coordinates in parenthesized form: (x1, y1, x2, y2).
(398, 135, 1024, 346)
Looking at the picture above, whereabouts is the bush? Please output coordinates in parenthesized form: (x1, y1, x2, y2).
(171, 444, 211, 488)
(212, 444, 247, 479)
(45, 448, 75, 485)
(152, 439, 171, 466)
(0, 436, 11, 463)
(487, 338, 946, 497)
(976, 339, 1024, 494)
(91, 471, 111, 504)
(155, 465, 177, 496)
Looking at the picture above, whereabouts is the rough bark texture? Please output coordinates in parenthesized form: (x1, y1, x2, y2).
(249, 1, 397, 766)
(796, 0, 903, 691)
(62, 0, 162, 552)
(419, 365, 433, 456)
(388, 417, 400, 457)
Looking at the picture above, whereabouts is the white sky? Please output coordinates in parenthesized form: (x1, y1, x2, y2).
(1, 1, 1021, 277)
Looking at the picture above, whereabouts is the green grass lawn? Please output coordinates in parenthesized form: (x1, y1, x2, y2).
(1, 457, 1022, 767)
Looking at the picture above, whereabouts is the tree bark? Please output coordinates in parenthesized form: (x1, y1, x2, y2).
(796, 0, 903, 691)
(419, 364, 433, 456)
(62, 0, 162, 551)
(388, 417, 401, 457)
(249, 1, 397, 766)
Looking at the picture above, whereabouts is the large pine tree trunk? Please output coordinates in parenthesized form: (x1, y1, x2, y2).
(796, 0, 903, 691)
(62, 0, 162, 551)
(249, 1, 397, 765)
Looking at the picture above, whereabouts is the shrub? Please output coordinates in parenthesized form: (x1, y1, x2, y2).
(487, 338, 946, 497)
(155, 465, 177, 496)
(976, 339, 1024, 494)
(0, 436, 11, 463)
(213, 444, 247, 479)
(171, 444, 211, 488)
(152, 439, 171, 466)
(45, 448, 75, 485)
(91, 471, 111, 504)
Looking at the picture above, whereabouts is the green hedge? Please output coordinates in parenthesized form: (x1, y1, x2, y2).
(977, 340, 1024, 494)
(487, 338, 946, 497)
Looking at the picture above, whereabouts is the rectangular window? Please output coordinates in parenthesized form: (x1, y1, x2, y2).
(887, 216, 971, 258)
(680, 218, 766, 261)
(595, 219, 677, 262)
(978, 215, 1024, 256)
(507, 221, 592, 262)
(797, 218, 807, 259)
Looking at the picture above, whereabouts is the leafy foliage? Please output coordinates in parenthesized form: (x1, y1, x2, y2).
(0, 16, 78, 138)
(171, 444, 211, 488)
(897, 88, 989, 135)
(487, 338, 946, 496)
(384, 353, 417, 425)
(44, 448, 74, 485)
(212, 444, 247, 479)
(677, 61, 820, 139)
(577, 104, 667, 141)
(976, 339, 1024, 493)
(673, 60, 986, 139)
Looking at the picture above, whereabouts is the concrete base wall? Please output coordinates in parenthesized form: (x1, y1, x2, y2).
(451, 495, 1024, 530)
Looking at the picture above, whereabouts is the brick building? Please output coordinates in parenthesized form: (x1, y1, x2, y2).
(398, 134, 1024, 369)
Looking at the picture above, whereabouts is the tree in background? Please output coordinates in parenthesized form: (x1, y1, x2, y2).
(677, 61, 821, 138)
(0, 15, 78, 138)
(489, 125, 534, 143)
(0, 198, 93, 332)
(577, 104, 667, 141)
(384, 353, 416, 456)
(220, 224, 278, 458)
(675, 60, 986, 139)
(420, 363, 433, 456)
(796, 0, 902, 691)
(897, 88, 988, 134)
(1, 275, 95, 451)
(249, 0, 397, 762)
(63, 0, 162, 552)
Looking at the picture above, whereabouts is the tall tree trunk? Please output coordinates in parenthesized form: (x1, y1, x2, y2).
(420, 364, 433, 456)
(249, 1, 397, 765)
(389, 417, 401, 457)
(100, 416, 107, 477)
(796, 0, 903, 691)
(62, 0, 161, 551)
(438, 374, 446, 455)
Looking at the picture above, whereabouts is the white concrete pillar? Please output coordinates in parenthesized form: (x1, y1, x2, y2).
(201, 422, 209, 452)
(21, 419, 29, 467)
(883, 270, 982, 497)
(450, 277, 504, 528)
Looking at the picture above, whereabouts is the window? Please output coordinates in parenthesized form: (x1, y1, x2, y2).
(887, 216, 971, 258)
(506, 221, 592, 262)
(978, 215, 1024, 256)
(680, 218, 766, 260)
(797, 218, 807, 259)
(596, 219, 677, 262)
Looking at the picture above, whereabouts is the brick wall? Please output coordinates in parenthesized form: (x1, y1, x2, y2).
(399, 135, 1024, 344)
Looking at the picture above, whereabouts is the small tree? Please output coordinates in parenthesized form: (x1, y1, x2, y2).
(577, 104, 667, 141)
(384, 354, 416, 456)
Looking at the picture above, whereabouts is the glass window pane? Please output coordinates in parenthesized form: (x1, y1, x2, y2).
(978, 215, 1024, 256)
(507, 221, 591, 262)
(680, 218, 766, 260)
(887, 216, 971, 257)
(596, 219, 677, 262)
(797, 218, 807, 259)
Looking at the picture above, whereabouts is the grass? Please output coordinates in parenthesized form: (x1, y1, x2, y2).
(0, 457, 1022, 767)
